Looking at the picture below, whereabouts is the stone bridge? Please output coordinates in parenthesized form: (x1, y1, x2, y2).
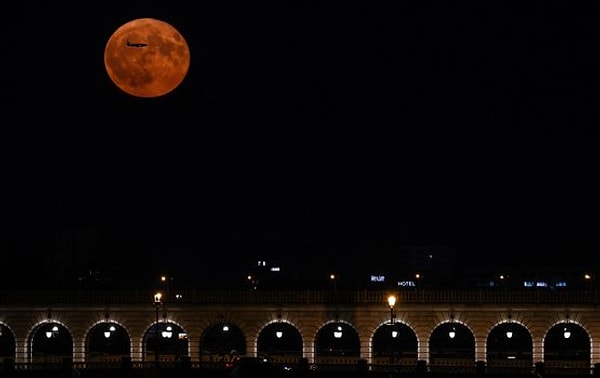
(0, 289, 598, 374)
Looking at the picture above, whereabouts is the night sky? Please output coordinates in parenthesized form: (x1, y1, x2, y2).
(2, 1, 600, 289)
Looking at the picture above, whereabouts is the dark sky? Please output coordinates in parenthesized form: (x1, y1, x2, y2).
(2, 1, 600, 289)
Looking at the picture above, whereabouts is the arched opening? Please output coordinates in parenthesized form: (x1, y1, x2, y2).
(30, 322, 73, 365)
(0, 324, 16, 361)
(544, 322, 590, 375)
(144, 322, 188, 363)
(200, 322, 246, 367)
(486, 322, 532, 374)
(372, 322, 418, 368)
(429, 322, 474, 373)
(87, 322, 130, 364)
(315, 322, 360, 367)
(256, 322, 303, 364)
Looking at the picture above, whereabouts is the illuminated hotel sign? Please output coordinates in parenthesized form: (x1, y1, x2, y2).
(397, 281, 416, 287)
(369, 274, 417, 287)
(369, 275, 418, 287)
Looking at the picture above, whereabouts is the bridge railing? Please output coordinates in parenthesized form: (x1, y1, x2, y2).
(5, 359, 596, 376)
(0, 289, 598, 305)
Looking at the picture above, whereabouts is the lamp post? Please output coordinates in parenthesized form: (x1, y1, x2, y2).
(160, 275, 175, 301)
(563, 315, 571, 339)
(387, 295, 396, 325)
(387, 295, 397, 366)
(506, 314, 513, 339)
(153, 292, 163, 366)
(330, 273, 337, 292)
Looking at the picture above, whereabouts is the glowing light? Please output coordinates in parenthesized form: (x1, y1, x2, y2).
(333, 325, 343, 338)
(449, 327, 456, 339)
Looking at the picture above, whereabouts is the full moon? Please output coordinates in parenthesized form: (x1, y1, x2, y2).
(104, 18, 190, 98)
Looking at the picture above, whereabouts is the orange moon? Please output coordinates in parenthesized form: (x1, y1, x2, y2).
(104, 18, 190, 98)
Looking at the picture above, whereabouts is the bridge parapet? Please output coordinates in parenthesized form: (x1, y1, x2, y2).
(0, 289, 598, 305)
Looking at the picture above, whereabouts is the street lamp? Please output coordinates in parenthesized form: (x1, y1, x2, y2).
(330, 273, 337, 291)
(563, 327, 571, 339)
(333, 325, 343, 338)
(160, 275, 175, 300)
(275, 314, 283, 339)
(104, 325, 116, 339)
(387, 295, 396, 325)
(449, 327, 456, 339)
(161, 326, 173, 339)
(563, 315, 571, 339)
(448, 314, 457, 338)
(506, 314, 513, 339)
(387, 295, 398, 366)
(153, 292, 163, 365)
(45, 325, 59, 339)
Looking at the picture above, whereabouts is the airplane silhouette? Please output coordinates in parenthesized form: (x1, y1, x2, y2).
(126, 40, 148, 47)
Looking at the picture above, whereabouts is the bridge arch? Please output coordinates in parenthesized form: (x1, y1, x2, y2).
(256, 319, 303, 363)
(84, 320, 130, 363)
(142, 320, 188, 363)
(0, 323, 16, 361)
(371, 321, 418, 367)
(429, 318, 475, 370)
(543, 319, 590, 375)
(200, 321, 246, 363)
(29, 321, 73, 364)
(486, 320, 533, 373)
(314, 320, 360, 363)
